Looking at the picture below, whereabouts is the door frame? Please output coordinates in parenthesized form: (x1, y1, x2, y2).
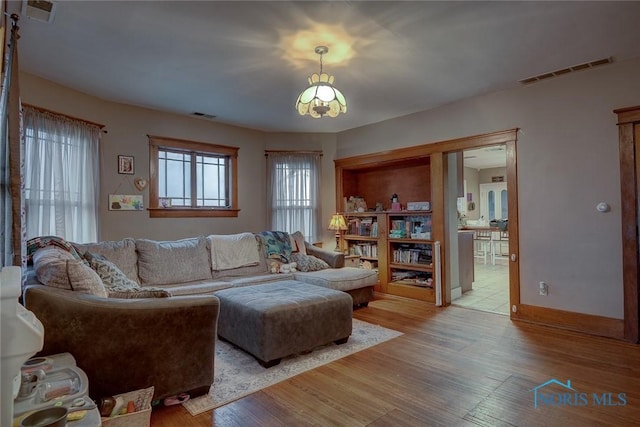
(615, 105, 640, 343)
(438, 129, 520, 314)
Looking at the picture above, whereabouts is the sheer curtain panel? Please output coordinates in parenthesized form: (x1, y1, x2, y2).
(1, 15, 21, 267)
(23, 106, 100, 243)
(266, 152, 321, 243)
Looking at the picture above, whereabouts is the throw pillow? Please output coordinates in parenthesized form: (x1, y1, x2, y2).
(290, 252, 330, 272)
(258, 231, 292, 262)
(66, 260, 109, 297)
(83, 251, 139, 291)
(73, 238, 139, 283)
(33, 246, 76, 265)
(33, 248, 107, 297)
(290, 231, 307, 255)
(27, 236, 82, 264)
(83, 252, 171, 298)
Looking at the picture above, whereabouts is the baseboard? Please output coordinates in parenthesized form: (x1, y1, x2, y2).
(451, 286, 462, 300)
(512, 304, 625, 341)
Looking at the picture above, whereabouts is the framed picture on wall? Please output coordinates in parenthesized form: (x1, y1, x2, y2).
(118, 155, 134, 174)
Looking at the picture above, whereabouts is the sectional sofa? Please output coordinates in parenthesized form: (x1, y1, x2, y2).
(22, 231, 378, 401)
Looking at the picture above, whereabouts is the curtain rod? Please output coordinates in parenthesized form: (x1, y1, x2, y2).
(264, 150, 323, 157)
(22, 103, 108, 133)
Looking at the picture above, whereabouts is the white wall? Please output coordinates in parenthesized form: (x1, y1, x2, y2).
(20, 73, 269, 241)
(478, 167, 507, 184)
(463, 167, 480, 220)
(336, 57, 640, 319)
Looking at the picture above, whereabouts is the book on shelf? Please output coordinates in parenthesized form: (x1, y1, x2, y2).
(389, 215, 432, 238)
(349, 243, 377, 258)
(390, 270, 433, 287)
(391, 244, 432, 265)
(347, 217, 378, 237)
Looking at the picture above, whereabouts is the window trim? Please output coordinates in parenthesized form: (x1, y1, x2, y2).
(148, 135, 239, 218)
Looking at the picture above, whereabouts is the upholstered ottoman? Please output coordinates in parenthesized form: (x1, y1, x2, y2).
(216, 280, 353, 367)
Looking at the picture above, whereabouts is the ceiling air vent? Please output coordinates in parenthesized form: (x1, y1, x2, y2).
(519, 57, 613, 85)
(192, 112, 217, 120)
(22, 0, 56, 23)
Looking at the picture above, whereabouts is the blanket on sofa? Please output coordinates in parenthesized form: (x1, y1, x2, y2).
(208, 233, 261, 271)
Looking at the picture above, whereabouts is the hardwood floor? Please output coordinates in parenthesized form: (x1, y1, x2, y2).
(151, 294, 640, 426)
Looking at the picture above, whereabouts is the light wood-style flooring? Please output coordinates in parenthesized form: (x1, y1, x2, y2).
(151, 294, 640, 426)
(453, 259, 510, 315)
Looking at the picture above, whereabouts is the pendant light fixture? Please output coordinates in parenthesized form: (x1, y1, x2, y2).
(295, 46, 347, 118)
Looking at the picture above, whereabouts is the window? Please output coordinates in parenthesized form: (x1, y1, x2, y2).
(480, 182, 507, 221)
(266, 151, 321, 242)
(148, 135, 238, 218)
(23, 106, 101, 243)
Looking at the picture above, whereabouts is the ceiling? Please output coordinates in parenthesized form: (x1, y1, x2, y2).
(463, 146, 506, 170)
(10, 1, 640, 134)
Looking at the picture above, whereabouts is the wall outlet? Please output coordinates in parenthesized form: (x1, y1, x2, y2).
(539, 281, 548, 296)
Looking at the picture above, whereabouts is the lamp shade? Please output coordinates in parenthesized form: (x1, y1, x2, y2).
(296, 73, 347, 118)
(295, 46, 347, 118)
(328, 213, 348, 231)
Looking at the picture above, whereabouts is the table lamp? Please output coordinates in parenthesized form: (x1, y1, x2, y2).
(328, 213, 348, 252)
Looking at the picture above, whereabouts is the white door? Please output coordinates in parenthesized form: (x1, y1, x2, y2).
(480, 183, 508, 221)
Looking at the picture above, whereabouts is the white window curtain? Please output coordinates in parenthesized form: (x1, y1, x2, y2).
(266, 152, 321, 242)
(23, 106, 100, 243)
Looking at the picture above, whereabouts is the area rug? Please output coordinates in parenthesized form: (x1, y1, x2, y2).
(183, 318, 402, 415)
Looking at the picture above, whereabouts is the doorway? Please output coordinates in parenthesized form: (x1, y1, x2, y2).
(454, 147, 509, 314)
(441, 134, 519, 318)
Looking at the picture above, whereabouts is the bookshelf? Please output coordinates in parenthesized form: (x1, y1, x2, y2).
(386, 211, 436, 301)
(340, 211, 438, 302)
(343, 213, 385, 286)
(335, 148, 444, 303)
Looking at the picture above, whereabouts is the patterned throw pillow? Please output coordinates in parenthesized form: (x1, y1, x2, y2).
(258, 231, 293, 262)
(290, 252, 330, 272)
(84, 252, 171, 298)
(84, 252, 138, 290)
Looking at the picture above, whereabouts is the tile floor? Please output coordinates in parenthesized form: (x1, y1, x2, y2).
(452, 257, 509, 315)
